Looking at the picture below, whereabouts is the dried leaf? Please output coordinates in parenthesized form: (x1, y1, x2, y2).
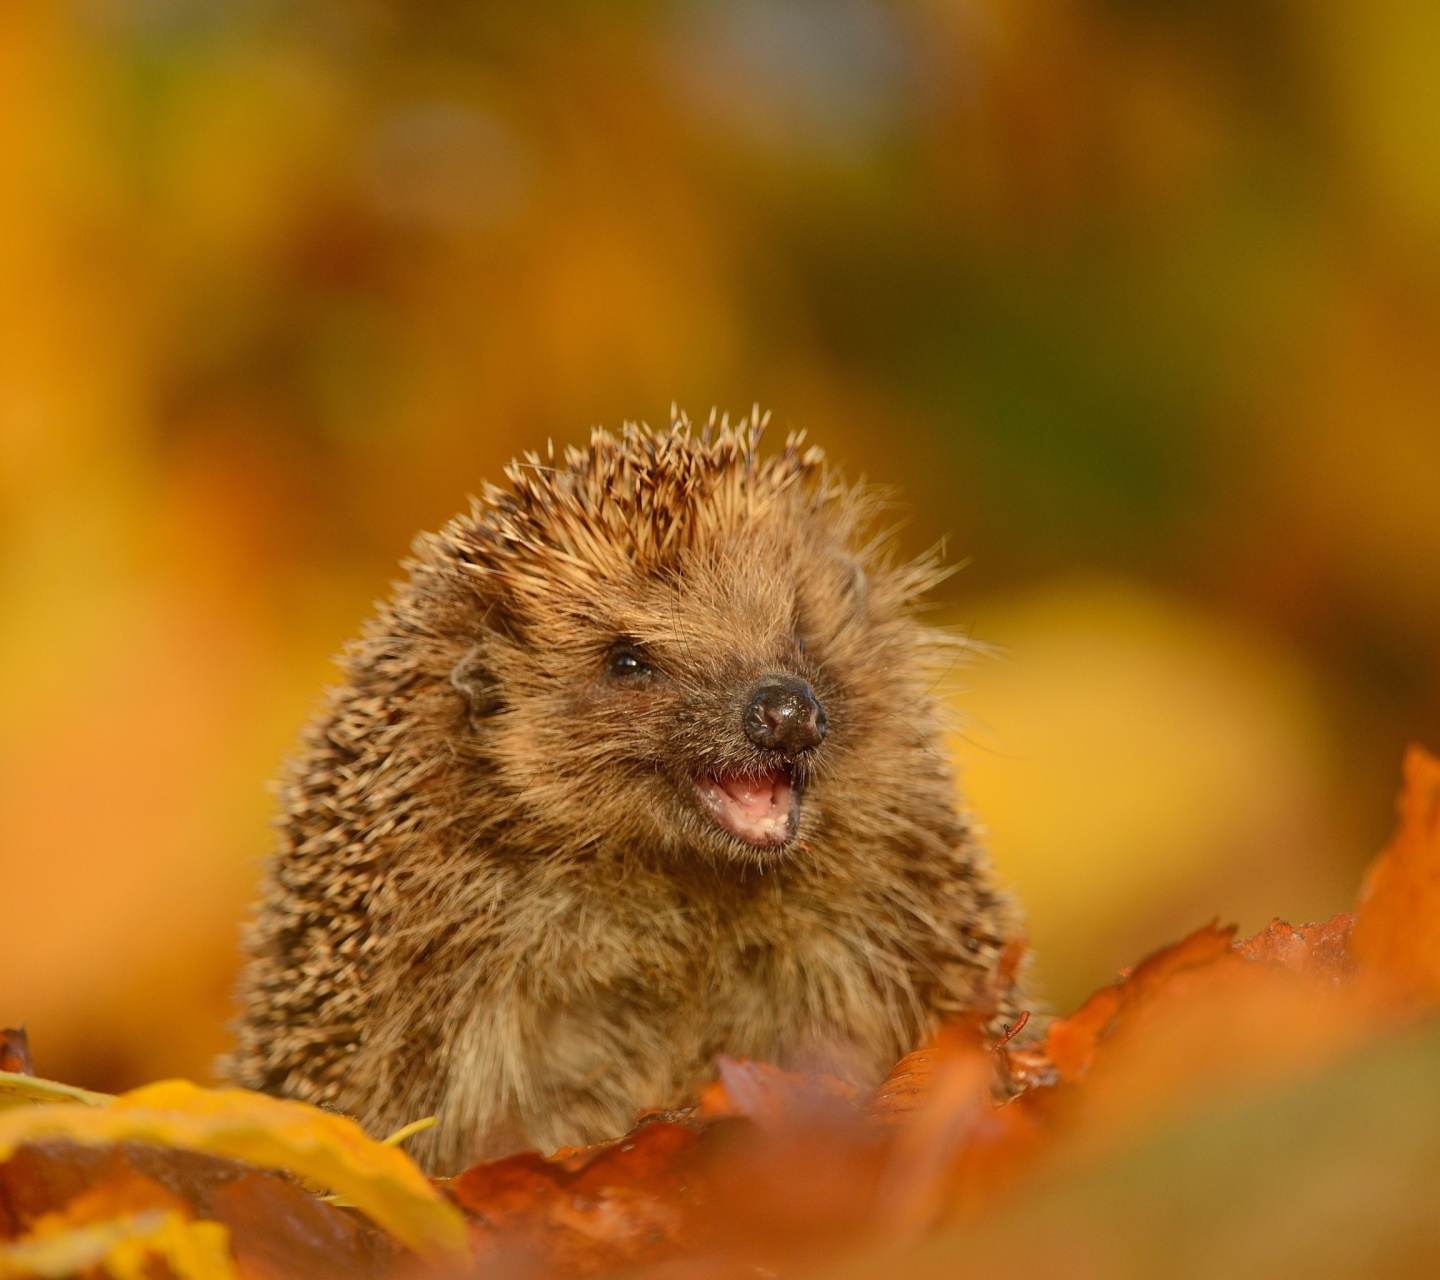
(0, 1081, 466, 1261)
(871, 1035, 995, 1235)
(0, 1208, 237, 1280)
(1349, 743, 1440, 1006)
(1234, 913, 1354, 980)
(697, 1057, 856, 1125)
(450, 1120, 699, 1274)
(211, 1174, 398, 1280)
(23, 1169, 191, 1229)
(0, 1143, 398, 1280)
(1044, 923, 1237, 1081)
(0, 1170, 232, 1278)
(868, 1045, 951, 1127)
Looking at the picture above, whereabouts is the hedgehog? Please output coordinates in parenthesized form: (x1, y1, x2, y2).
(228, 409, 1025, 1174)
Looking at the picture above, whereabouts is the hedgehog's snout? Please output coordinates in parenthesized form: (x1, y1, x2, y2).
(743, 676, 827, 758)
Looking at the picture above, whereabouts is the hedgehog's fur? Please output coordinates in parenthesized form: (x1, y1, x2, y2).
(229, 410, 1024, 1173)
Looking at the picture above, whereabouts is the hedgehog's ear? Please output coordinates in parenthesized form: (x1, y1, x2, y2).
(450, 644, 502, 720)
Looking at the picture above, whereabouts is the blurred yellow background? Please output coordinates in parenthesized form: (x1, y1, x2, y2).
(2, 0, 1438, 1091)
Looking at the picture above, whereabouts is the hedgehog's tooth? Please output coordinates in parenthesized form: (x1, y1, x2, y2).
(695, 767, 796, 848)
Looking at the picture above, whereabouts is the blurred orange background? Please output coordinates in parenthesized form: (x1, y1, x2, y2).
(2, 0, 1438, 1093)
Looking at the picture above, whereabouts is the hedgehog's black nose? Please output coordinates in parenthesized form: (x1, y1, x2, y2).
(744, 676, 827, 757)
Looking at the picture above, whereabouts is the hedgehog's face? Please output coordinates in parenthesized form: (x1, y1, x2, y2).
(600, 641, 825, 851)
(456, 513, 944, 868)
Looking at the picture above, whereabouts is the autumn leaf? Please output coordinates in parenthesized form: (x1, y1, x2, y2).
(0, 1143, 399, 1280)
(449, 1120, 701, 1275)
(0, 1081, 466, 1261)
(697, 1056, 857, 1124)
(209, 1174, 398, 1280)
(869, 1025, 1001, 1236)
(0, 1210, 237, 1280)
(0, 1170, 238, 1280)
(1349, 743, 1440, 1005)
(0, 1170, 238, 1279)
(867, 1043, 955, 1127)
(1233, 913, 1354, 979)
(1042, 922, 1237, 1082)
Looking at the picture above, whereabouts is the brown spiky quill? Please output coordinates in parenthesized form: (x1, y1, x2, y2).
(228, 409, 1024, 1173)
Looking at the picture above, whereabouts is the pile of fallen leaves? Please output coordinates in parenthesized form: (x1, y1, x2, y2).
(6, 747, 1440, 1280)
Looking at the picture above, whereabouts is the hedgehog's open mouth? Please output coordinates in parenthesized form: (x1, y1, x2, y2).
(695, 767, 798, 848)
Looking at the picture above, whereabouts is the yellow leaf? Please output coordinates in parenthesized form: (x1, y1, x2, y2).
(0, 1210, 237, 1280)
(0, 1081, 468, 1261)
(0, 1069, 111, 1111)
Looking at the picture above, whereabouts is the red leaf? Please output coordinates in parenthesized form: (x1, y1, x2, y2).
(213, 1174, 397, 1280)
(1235, 913, 1355, 980)
(448, 1121, 700, 1275)
(1044, 923, 1237, 1081)
(1350, 743, 1440, 1006)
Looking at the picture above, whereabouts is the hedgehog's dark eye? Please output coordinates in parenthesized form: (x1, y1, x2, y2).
(605, 642, 655, 682)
